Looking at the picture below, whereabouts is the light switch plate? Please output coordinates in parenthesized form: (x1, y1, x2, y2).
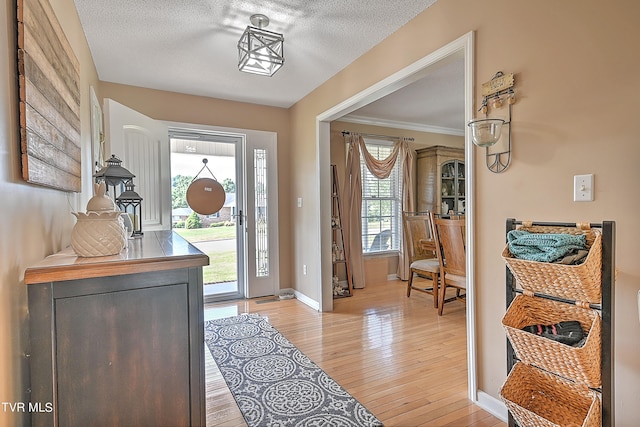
(573, 174, 594, 202)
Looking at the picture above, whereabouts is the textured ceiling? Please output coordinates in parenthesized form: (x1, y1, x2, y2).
(343, 52, 465, 134)
(74, 0, 463, 132)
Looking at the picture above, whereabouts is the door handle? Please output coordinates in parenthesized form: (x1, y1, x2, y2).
(233, 210, 244, 226)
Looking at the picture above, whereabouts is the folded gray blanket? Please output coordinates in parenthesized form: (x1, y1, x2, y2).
(507, 230, 587, 263)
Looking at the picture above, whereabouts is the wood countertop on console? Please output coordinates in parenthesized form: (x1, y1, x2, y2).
(24, 231, 209, 285)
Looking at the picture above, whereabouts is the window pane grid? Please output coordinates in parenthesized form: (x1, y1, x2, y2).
(360, 140, 402, 253)
(254, 148, 269, 277)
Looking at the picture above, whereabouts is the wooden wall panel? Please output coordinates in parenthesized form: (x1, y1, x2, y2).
(17, 0, 81, 192)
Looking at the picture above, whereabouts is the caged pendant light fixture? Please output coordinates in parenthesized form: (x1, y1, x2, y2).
(238, 14, 284, 76)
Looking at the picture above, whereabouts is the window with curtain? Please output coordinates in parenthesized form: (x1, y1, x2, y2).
(361, 139, 402, 253)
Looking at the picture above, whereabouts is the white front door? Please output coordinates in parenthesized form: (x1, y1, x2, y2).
(103, 99, 279, 299)
(103, 99, 171, 231)
(169, 129, 246, 301)
(245, 133, 280, 298)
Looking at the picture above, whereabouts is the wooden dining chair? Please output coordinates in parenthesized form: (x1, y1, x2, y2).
(402, 211, 440, 308)
(431, 213, 466, 315)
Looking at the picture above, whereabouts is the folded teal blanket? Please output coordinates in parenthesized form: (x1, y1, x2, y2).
(507, 230, 587, 263)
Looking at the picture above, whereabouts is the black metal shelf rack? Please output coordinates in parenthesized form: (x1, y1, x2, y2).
(505, 219, 615, 427)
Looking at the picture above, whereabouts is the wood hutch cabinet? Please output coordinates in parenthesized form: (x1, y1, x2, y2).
(24, 231, 208, 427)
(416, 145, 464, 214)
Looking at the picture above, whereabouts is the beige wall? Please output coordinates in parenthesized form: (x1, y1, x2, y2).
(0, 0, 99, 424)
(290, 0, 640, 425)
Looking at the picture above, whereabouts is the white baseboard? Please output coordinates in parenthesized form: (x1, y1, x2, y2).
(293, 289, 320, 311)
(476, 390, 508, 422)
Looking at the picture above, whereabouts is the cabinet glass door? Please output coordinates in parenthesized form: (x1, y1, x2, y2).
(440, 160, 465, 214)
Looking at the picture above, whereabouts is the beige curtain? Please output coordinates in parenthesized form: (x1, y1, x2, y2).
(343, 135, 365, 288)
(342, 134, 415, 288)
(397, 142, 415, 280)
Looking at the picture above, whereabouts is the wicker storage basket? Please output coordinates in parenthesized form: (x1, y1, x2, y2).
(500, 362, 601, 427)
(502, 294, 601, 387)
(502, 223, 602, 303)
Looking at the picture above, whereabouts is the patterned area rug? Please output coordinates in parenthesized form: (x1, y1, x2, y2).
(205, 313, 383, 427)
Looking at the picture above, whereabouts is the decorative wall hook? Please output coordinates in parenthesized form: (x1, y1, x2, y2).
(468, 71, 516, 173)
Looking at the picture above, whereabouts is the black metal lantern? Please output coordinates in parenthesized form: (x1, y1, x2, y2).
(94, 154, 135, 200)
(116, 180, 144, 236)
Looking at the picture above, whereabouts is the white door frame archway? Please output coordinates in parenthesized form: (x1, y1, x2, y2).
(315, 31, 478, 401)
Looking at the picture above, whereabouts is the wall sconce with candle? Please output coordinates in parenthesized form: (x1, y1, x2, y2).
(468, 71, 516, 173)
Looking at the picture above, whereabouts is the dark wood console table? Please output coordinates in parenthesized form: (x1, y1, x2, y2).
(24, 231, 209, 427)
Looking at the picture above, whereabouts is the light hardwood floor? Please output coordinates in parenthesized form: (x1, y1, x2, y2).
(204, 278, 506, 427)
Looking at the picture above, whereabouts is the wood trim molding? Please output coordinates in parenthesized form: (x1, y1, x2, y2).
(317, 30, 478, 402)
